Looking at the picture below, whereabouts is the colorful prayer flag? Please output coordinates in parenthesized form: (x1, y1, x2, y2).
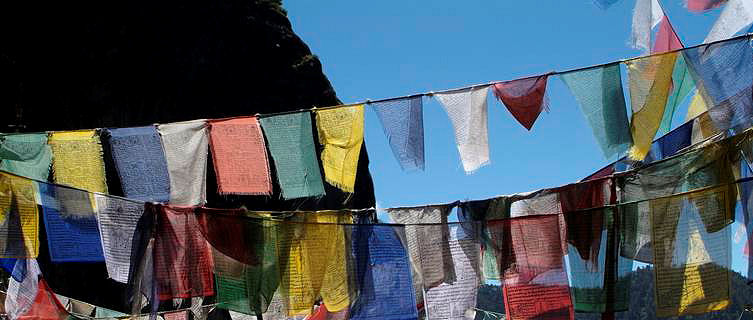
(705, 0, 753, 43)
(39, 182, 103, 262)
(48, 130, 108, 193)
(315, 105, 365, 192)
(0, 172, 39, 258)
(492, 75, 549, 130)
(158, 120, 209, 206)
(370, 96, 426, 171)
(560, 63, 632, 159)
(208, 117, 273, 195)
(0, 133, 52, 181)
(259, 113, 326, 199)
(434, 86, 491, 173)
(106, 126, 171, 202)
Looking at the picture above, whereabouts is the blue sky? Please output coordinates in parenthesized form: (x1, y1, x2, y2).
(285, 1, 723, 210)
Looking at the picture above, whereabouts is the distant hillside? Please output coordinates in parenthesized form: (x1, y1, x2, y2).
(475, 267, 753, 320)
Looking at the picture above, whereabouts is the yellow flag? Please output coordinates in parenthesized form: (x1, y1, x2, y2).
(48, 131, 108, 193)
(315, 105, 365, 193)
(279, 212, 352, 317)
(685, 92, 709, 121)
(627, 53, 678, 160)
(0, 172, 39, 258)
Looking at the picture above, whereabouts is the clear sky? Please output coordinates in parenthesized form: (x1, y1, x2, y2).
(285, 1, 722, 210)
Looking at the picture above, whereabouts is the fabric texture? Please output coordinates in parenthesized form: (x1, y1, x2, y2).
(48, 130, 108, 193)
(0, 172, 39, 258)
(659, 56, 696, 134)
(153, 205, 215, 300)
(488, 215, 574, 320)
(387, 205, 453, 308)
(94, 193, 146, 284)
(5, 259, 70, 320)
(259, 113, 326, 199)
(158, 120, 209, 206)
(684, 37, 753, 135)
(492, 75, 549, 130)
(277, 212, 353, 317)
(650, 186, 731, 317)
(370, 96, 425, 171)
(434, 86, 491, 173)
(626, 52, 678, 160)
(106, 126, 171, 202)
(631, 0, 665, 52)
(0, 134, 52, 181)
(38, 182, 103, 262)
(208, 117, 273, 195)
(560, 63, 632, 159)
(315, 105, 365, 192)
(704, 0, 753, 43)
(349, 225, 418, 320)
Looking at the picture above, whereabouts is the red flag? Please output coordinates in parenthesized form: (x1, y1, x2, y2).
(652, 15, 684, 53)
(492, 75, 549, 130)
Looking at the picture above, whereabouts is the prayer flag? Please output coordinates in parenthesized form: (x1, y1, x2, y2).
(48, 130, 108, 193)
(0, 133, 52, 181)
(106, 126, 171, 202)
(153, 205, 215, 300)
(94, 193, 145, 283)
(5, 259, 69, 320)
(492, 75, 549, 130)
(259, 113, 326, 199)
(593, 0, 621, 10)
(370, 96, 425, 171)
(349, 225, 419, 320)
(0, 172, 39, 258)
(315, 105, 365, 192)
(434, 86, 491, 173)
(208, 117, 273, 195)
(705, 0, 753, 43)
(626, 52, 678, 160)
(650, 186, 731, 317)
(158, 120, 209, 206)
(39, 182, 103, 262)
(561, 63, 632, 159)
(631, 0, 665, 52)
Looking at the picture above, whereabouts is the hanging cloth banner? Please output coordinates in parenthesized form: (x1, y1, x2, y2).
(560, 63, 632, 159)
(259, 113, 326, 199)
(158, 120, 209, 206)
(419, 222, 481, 320)
(349, 225, 418, 320)
(0, 172, 39, 258)
(153, 205, 215, 300)
(435, 86, 491, 173)
(370, 96, 426, 172)
(626, 52, 678, 160)
(488, 214, 574, 320)
(315, 105, 365, 192)
(0, 134, 52, 181)
(208, 117, 273, 195)
(196, 208, 280, 316)
(650, 186, 731, 317)
(106, 126, 171, 202)
(686, 0, 727, 12)
(39, 182, 103, 262)
(277, 212, 353, 317)
(684, 36, 753, 134)
(387, 204, 453, 309)
(631, 0, 665, 52)
(458, 197, 509, 282)
(492, 75, 550, 131)
(704, 0, 753, 43)
(48, 130, 108, 193)
(5, 259, 69, 320)
(94, 193, 145, 284)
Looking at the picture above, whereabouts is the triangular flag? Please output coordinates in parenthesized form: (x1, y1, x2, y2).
(370, 96, 426, 171)
(434, 86, 491, 173)
(492, 75, 549, 130)
(705, 0, 753, 43)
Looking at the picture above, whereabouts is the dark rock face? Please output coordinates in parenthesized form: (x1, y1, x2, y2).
(1, 0, 375, 314)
